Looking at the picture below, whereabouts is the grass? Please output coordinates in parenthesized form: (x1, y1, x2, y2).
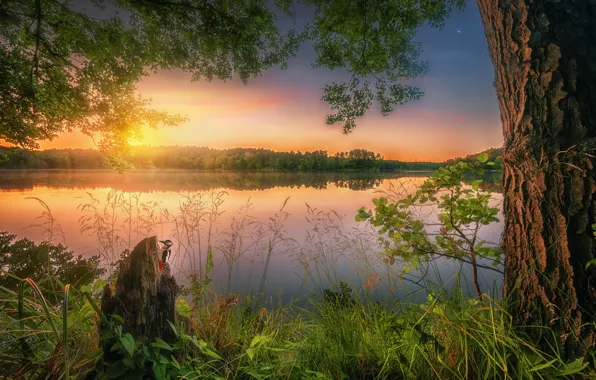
(0, 275, 592, 379)
(0, 276, 101, 379)
(0, 177, 593, 379)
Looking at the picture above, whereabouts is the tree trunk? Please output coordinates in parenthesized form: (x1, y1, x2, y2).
(100, 236, 179, 362)
(476, 0, 596, 359)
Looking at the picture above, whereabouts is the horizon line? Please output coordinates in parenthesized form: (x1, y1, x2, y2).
(0, 144, 502, 164)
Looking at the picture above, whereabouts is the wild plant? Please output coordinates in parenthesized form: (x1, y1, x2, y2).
(356, 155, 504, 299)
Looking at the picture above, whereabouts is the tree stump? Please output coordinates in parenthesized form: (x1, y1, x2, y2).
(100, 236, 179, 354)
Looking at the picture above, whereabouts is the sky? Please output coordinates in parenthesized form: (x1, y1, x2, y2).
(39, 0, 503, 162)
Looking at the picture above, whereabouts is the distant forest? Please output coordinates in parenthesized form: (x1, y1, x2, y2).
(0, 146, 502, 172)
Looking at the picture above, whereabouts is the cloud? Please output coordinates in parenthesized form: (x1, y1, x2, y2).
(139, 79, 301, 116)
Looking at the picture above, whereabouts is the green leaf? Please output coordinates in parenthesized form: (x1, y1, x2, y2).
(558, 357, 588, 375)
(175, 298, 191, 318)
(92, 279, 109, 293)
(200, 342, 222, 360)
(110, 342, 122, 352)
(170, 355, 180, 370)
(190, 337, 202, 349)
(529, 359, 557, 372)
(105, 362, 129, 378)
(355, 207, 372, 222)
(477, 152, 489, 163)
(204, 348, 222, 360)
(159, 355, 170, 365)
(172, 340, 185, 350)
(152, 338, 173, 351)
(120, 334, 136, 357)
(122, 357, 135, 369)
(110, 314, 125, 325)
(249, 335, 271, 348)
(167, 320, 179, 338)
(247, 347, 255, 361)
(152, 362, 167, 380)
(80, 284, 91, 294)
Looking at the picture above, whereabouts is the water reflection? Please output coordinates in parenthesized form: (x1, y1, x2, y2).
(0, 170, 430, 192)
(0, 170, 504, 304)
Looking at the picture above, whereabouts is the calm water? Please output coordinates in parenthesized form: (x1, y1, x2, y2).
(0, 170, 504, 304)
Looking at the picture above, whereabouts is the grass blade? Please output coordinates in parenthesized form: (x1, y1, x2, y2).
(17, 280, 31, 356)
(63, 283, 71, 380)
(82, 287, 107, 323)
(24, 278, 59, 342)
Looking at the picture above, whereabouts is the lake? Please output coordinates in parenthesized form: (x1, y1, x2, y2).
(0, 170, 504, 304)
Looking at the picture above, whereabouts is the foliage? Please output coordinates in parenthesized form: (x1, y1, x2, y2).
(2, 272, 593, 380)
(186, 247, 214, 304)
(1, 0, 468, 149)
(356, 156, 502, 298)
(295, 280, 591, 379)
(97, 316, 221, 379)
(308, 0, 465, 132)
(0, 172, 592, 379)
(0, 144, 443, 172)
(0, 146, 501, 173)
(4, 159, 590, 379)
(0, 276, 104, 379)
(0, 152, 8, 165)
(0, 145, 109, 169)
(0, 0, 302, 150)
(0, 231, 104, 293)
(444, 147, 503, 171)
(322, 280, 356, 309)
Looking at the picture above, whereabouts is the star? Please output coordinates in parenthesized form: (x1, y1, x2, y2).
(457, 28, 463, 34)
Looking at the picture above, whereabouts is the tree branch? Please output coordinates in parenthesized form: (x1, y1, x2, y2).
(30, 0, 42, 91)
(136, 0, 239, 26)
(422, 249, 503, 274)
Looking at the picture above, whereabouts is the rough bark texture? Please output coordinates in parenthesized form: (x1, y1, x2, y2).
(476, 0, 596, 358)
(100, 236, 179, 354)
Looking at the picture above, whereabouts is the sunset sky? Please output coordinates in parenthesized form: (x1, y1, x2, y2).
(39, 1, 502, 162)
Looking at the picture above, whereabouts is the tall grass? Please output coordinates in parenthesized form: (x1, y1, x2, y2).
(2, 274, 590, 379)
(0, 277, 101, 379)
(69, 187, 406, 304)
(0, 182, 592, 378)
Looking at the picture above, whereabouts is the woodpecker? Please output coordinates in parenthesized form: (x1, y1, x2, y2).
(159, 239, 173, 266)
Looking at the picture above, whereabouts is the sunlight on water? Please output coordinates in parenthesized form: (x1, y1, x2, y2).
(0, 170, 503, 304)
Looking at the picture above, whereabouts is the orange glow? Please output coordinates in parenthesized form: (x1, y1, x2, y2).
(0, 175, 433, 256)
(36, 70, 502, 162)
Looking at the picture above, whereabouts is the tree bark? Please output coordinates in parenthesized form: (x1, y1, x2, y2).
(100, 236, 179, 361)
(476, 0, 596, 359)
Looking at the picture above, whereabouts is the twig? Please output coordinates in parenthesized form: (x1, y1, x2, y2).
(29, 0, 42, 94)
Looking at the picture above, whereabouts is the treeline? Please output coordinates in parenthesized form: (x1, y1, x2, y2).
(0, 146, 442, 172)
(0, 147, 107, 169)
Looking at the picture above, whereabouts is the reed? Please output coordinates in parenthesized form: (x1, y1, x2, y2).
(0, 177, 591, 379)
